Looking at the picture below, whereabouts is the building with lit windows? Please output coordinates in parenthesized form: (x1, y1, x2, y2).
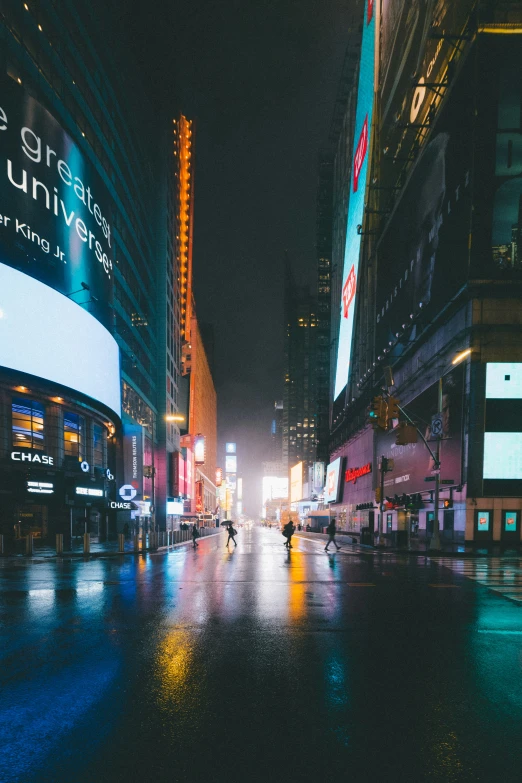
(282, 259, 317, 480)
(0, 1, 183, 545)
(327, 0, 522, 545)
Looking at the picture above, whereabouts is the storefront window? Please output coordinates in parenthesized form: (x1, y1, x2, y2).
(64, 412, 84, 460)
(93, 424, 104, 468)
(12, 398, 45, 450)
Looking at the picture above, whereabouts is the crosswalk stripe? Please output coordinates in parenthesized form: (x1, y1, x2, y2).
(432, 556, 522, 603)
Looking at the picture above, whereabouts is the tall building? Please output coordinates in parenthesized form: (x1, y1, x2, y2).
(282, 259, 317, 476)
(327, 0, 522, 545)
(270, 400, 284, 462)
(0, 2, 183, 543)
(315, 158, 333, 466)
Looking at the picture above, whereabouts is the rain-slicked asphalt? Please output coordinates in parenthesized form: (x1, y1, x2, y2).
(2, 525, 522, 783)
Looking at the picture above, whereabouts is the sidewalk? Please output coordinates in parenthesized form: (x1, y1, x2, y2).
(0, 528, 225, 562)
(294, 531, 522, 558)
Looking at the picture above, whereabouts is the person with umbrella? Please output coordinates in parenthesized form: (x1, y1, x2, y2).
(225, 520, 237, 547)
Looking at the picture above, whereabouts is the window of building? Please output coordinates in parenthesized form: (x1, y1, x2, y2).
(12, 398, 45, 450)
(64, 412, 84, 460)
(93, 424, 104, 468)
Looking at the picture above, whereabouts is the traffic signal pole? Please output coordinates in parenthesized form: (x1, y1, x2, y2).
(379, 458, 385, 541)
(430, 378, 443, 550)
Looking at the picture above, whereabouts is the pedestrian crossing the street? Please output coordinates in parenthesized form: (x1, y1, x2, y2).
(433, 557, 522, 603)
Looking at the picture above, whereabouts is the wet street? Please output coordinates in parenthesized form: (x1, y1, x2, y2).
(2, 526, 522, 783)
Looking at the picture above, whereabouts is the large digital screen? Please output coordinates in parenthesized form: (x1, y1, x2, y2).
(483, 363, 522, 492)
(262, 476, 288, 507)
(325, 458, 342, 504)
(483, 433, 522, 480)
(0, 264, 120, 416)
(334, 0, 375, 399)
(290, 462, 303, 503)
(0, 77, 113, 328)
(486, 363, 522, 399)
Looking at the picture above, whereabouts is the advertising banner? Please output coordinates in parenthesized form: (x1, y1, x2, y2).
(325, 457, 344, 504)
(290, 462, 303, 503)
(379, 0, 474, 194)
(0, 77, 114, 328)
(225, 455, 237, 474)
(312, 462, 325, 492)
(376, 364, 464, 496)
(473, 37, 522, 278)
(334, 0, 375, 399)
(375, 58, 473, 362)
(194, 434, 206, 465)
(123, 424, 144, 501)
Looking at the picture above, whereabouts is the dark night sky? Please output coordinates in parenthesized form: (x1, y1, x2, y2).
(116, 0, 352, 514)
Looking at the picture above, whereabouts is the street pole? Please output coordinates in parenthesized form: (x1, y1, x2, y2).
(379, 457, 385, 543)
(430, 377, 443, 550)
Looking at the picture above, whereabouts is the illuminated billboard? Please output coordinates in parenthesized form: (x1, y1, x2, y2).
(334, 0, 375, 399)
(225, 455, 237, 473)
(216, 467, 223, 487)
(325, 458, 343, 504)
(290, 462, 303, 504)
(226, 442, 236, 454)
(0, 77, 114, 328)
(194, 434, 206, 465)
(483, 363, 522, 492)
(262, 476, 288, 507)
(0, 264, 120, 416)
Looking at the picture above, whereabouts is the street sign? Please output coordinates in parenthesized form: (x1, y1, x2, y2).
(441, 479, 455, 485)
(431, 414, 443, 438)
(424, 477, 436, 482)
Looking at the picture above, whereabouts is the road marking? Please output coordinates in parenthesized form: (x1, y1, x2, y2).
(428, 584, 460, 588)
(346, 583, 375, 587)
(432, 557, 522, 603)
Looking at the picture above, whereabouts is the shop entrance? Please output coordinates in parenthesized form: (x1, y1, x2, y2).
(501, 510, 520, 542)
(443, 510, 455, 540)
(14, 506, 47, 539)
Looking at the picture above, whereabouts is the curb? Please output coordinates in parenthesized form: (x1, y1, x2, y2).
(0, 529, 225, 562)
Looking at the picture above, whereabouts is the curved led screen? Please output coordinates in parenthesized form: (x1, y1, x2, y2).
(0, 77, 113, 329)
(333, 0, 375, 400)
(0, 263, 121, 416)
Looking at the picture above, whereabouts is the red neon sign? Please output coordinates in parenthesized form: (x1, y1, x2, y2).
(342, 265, 357, 319)
(367, 0, 374, 24)
(353, 115, 368, 193)
(345, 462, 372, 484)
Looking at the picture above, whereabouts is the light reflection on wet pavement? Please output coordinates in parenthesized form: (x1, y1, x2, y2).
(2, 527, 522, 782)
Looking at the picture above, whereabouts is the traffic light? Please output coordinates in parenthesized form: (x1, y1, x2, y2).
(443, 496, 453, 509)
(395, 421, 418, 445)
(369, 396, 387, 430)
(375, 487, 381, 504)
(388, 396, 400, 420)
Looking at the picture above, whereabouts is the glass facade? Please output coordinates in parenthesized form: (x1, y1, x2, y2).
(63, 412, 84, 461)
(12, 398, 45, 451)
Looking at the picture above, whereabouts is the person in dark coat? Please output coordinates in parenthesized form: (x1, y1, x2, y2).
(283, 520, 295, 549)
(226, 522, 237, 547)
(191, 523, 199, 549)
(325, 518, 341, 552)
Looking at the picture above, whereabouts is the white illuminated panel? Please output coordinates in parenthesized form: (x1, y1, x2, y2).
(262, 476, 288, 506)
(0, 264, 120, 416)
(167, 500, 184, 515)
(75, 487, 104, 497)
(27, 480, 54, 494)
(483, 432, 522, 479)
(486, 363, 522, 399)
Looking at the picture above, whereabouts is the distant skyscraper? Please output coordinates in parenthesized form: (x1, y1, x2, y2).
(315, 157, 333, 466)
(270, 401, 284, 461)
(282, 258, 317, 473)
